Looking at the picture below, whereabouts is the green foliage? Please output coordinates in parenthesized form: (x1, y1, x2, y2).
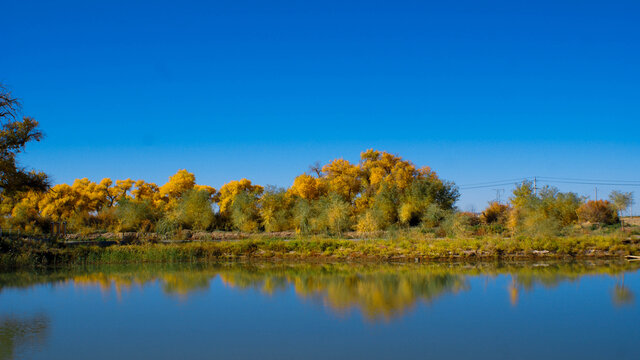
(324, 193, 352, 235)
(538, 188, 583, 227)
(609, 191, 633, 217)
(259, 186, 293, 232)
(421, 203, 450, 229)
(356, 208, 386, 233)
(508, 182, 584, 236)
(230, 191, 260, 232)
(293, 198, 313, 234)
(398, 179, 459, 227)
(173, 189, 215, 231)
(114, 199, 158, 232)
(0, 84, 49, 194)
(370, 183, 400, 227)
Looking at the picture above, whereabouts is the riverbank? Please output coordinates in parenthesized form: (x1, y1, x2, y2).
(1, 233, 640, 269)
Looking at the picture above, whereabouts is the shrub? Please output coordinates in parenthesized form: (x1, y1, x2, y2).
(293, 198, 313, 234)
(114, 199, 157, 232)
(481, 202, 510, 225)
(174, 189, 215, 230)
(356, 208, 384, 233)
(229, 191, 260, 232)
(259, 186, 293, 232)
(421, 204, 449, 228)
(577, 200, 619, 225)
(324, 194, 352, 235)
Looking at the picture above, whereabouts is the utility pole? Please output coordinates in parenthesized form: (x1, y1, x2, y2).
(595, 187, 598, 201)
(534, 177, 537, 197)
(492, 188, 505, 204)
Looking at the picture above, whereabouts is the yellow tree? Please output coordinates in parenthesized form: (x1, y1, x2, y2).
(70, 178, 108, 213)
(289, 174, 326, 200)
(218, 178, 263, 215)
(39, 184, 78, 221)
(8, 191, 44, 230)
(131, 180, 160, 201)
(159, 170, 196, 199)
(155, 170, 198, 209)
(321, 159, 361, 201)
(194, 184, 218, 202)
(360, 149, 422, 193)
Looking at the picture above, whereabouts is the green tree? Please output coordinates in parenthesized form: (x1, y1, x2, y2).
(173, 189, 215, 230)
(114, 198, 158, 232)
(0, 84, 49, 194)
(229, 191, 261, 232)
(609, 191, 633, 219)
(259, 186, 293, 232)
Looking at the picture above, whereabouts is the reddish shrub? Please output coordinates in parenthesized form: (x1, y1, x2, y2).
(481, 202, 510, 224)
(577, 200, 618, 225)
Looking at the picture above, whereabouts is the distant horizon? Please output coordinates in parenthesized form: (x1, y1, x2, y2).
(4, 0, 639, 213)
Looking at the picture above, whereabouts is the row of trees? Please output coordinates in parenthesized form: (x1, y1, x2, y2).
(0, 150, 461, 234)
(3, 163, 632, 237)
(0, 84, 634, 237)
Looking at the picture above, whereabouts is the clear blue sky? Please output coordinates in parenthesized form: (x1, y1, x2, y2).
(3, 0, 640, 212)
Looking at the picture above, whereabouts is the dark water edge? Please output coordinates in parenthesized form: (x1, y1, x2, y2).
(1, 260, 639, 360)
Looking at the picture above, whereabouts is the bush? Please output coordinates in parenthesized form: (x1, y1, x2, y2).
(174, 189, 215, 230)
(259, 186, 293, 232)
(324, 194, 352, 235)
(481, 202, 510, 225)
(577, 200, 619, 225)
(229, 191, 260, 232)
(356, 208, 385, 233)
(421, 204, 449, 229)
(114, 199, 157, 232)
(293, 198, 313, 234)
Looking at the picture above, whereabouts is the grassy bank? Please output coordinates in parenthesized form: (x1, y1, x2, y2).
(1, 233, 639, 269)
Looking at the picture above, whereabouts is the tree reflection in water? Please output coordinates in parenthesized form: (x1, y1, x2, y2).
(0, 314, 49, 360)
(0, 261, 637, 321)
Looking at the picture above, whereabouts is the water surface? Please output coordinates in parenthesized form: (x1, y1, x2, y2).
(1, 261, 639, 359)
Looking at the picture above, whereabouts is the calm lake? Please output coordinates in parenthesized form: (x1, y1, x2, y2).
(1, 261, 639, 360)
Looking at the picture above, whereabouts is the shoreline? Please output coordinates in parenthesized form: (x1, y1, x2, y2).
(2, 234, 639, 269)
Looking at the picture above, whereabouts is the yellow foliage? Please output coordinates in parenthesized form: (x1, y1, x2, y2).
(159, 170, 196, 200)
(398, 202, 419, 224)
(321, 159, 361, 201)
(218, 178, 264, 214)
(356, 210, 382, 233)
(290, 174, 325, 200)
(71, 178, 108, 212)
(39, 184, 77, 220)
(360, 149, 429, 194)
(194, 185, 218, 201)
(131, 180, 160, 201)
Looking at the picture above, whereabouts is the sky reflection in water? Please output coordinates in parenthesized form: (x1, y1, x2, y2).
(0, 261, 638, 360)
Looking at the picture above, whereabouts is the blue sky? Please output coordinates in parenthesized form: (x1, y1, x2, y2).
(3, 0, 640, 211)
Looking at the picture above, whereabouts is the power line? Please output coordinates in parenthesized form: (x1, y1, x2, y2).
(537, 176, 640, 184)
(458, 177, 532, 188)
(460, 181, 528, 190)
(459, 176, 640, 189)
(537, 180, 640, 187)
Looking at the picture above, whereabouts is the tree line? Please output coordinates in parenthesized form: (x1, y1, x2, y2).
(2, 153, 633, 237)
(0, 84, 634, 237)
(1, 150, 460, 235)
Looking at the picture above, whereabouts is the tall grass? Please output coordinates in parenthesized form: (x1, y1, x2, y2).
(1, 231, 638, 270)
